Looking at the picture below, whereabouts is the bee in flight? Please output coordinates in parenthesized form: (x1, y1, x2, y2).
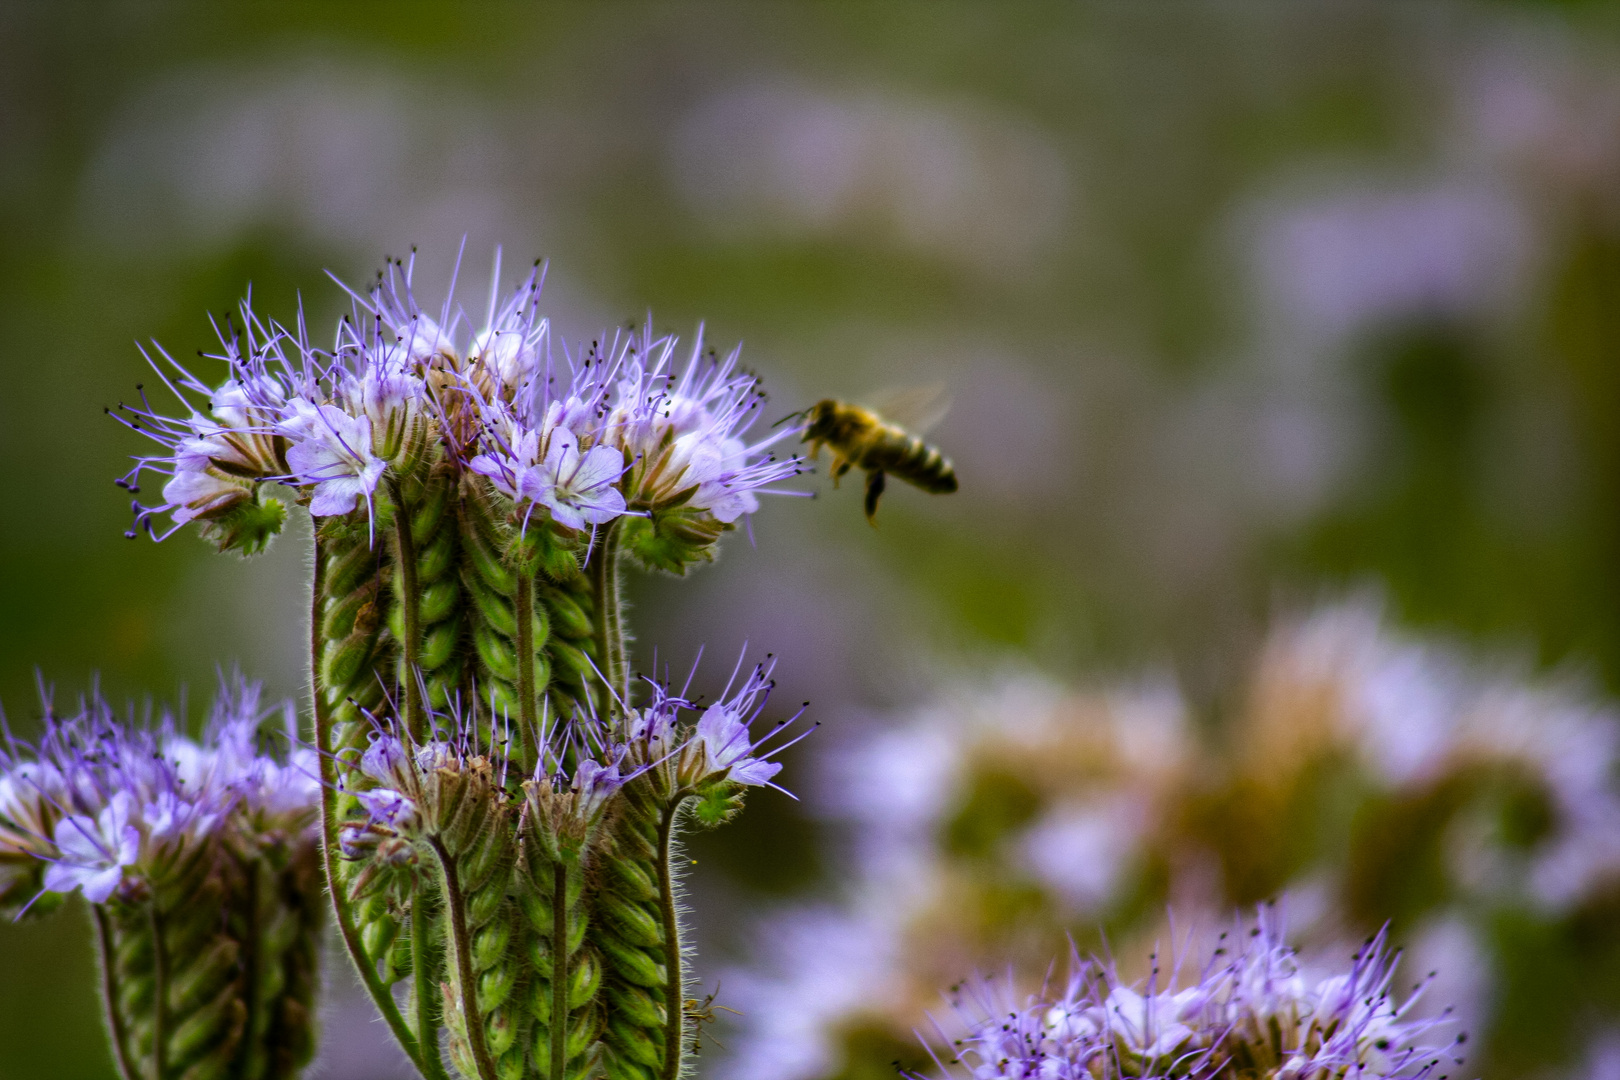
(796, 386, 958, 523)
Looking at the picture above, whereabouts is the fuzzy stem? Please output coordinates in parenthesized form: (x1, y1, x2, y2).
(393, 480, 426, 741)
(657, 802, 686, 1080)
(309, 538, 434, 1078)
(149, 907, 168, 1080)
(412, 890, 441, 1070)
(550, 861, 568, 1080)
(587, 520, 628, 714)
(92, 906, 139, 1080)
(429, 837, 499, 1080)
(516, 572, 538, 747)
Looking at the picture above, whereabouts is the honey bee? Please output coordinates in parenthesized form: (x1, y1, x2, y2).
(798, 387, 958, 523)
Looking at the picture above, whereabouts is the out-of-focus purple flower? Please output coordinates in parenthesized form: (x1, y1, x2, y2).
(361, 732, 414, 789)
(571, 758, 626, 818)
(914, 910, 1463, 1080)
(44, 794, 141, 904)
(355, 788, 419, 832)
(2, 676, 320, 906)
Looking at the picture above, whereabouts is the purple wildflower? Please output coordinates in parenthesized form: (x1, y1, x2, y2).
(914, 909, 1465, 1080)
(44, 794, 141, 904)
(0, 676, 320, 906)
(601, 329, 804, 521)
(277, 400, 390, 517)
(613, 652, 814, 791)
(113, 247, 803, 544)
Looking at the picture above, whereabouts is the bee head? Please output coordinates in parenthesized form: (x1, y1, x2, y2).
(775, 399, 835, 436)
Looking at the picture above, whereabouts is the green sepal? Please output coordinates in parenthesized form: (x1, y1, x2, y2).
(605, 983, 665, 1029)
(536, 583, 593, 640)
(601, 1050, 658, 1080)
(462, 510, 516, 594)
(620, 506, 727, 575)
(419, 615, 462, 671)
(592, 928, 666, 988)
(596, 890, 662, 948)
(409, 472, 451, 547)
(606, 1013, 665, 1068)
(417, 527, 457, 582)
(605, 855, 658, 903)
(421, 577, 460, 623)
(690, 780, 747, 827)
(197, 486, 287, 557)
(568, 949, 603, 1009)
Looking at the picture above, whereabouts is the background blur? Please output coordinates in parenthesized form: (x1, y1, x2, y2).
(6, 4, 1620, 1078)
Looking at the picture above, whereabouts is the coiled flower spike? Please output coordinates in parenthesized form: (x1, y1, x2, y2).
(328, 659, 812, 1080)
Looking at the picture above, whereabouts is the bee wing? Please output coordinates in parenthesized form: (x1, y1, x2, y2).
(866, 383, 952, 434)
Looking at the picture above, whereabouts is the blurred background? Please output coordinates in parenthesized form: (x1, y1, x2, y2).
(6, 4, 1620, 1077)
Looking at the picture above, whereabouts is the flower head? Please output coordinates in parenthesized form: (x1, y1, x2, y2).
(916, 909, 1465, 1080)
(0, 675, 319, 906)
(601, 329, 803, 522)
(112, 249, 804, 561)
(612, 652, 815, 793)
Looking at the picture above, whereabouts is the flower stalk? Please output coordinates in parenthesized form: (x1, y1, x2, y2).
(103, 250, 811, 1080)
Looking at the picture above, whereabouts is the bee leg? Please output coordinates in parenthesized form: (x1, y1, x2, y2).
(863, 469, 886, 525)
(831, 458, 852, 488)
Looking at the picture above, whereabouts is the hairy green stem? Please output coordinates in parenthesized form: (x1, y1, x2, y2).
(149, 907, 168, 1080)
(393, 480, 426, 740)
(587, 521, 627, 714)
(412, 889, 440, 1070)
(309, 539, 433, 1078)
(92, 906, 138, 1080)
(429, 837, 500, 1080)
(516, 572, 538, 743)
(657, 802, 686, 1080)
(550, 861, 568, 1080)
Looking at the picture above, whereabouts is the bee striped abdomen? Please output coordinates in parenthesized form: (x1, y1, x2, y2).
(864, 427, 957, 493)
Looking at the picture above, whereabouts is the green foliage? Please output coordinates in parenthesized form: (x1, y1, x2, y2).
(518, 788, 605, 1080)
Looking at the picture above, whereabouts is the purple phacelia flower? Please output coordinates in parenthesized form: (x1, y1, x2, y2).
(0, 675, 320, 907)
(612, 652, 814, 792)
(913, 909, 1465, 1080)
(112, 248, 805, 548)
(44, 793, 141, 904)
(601, 329, 804, 522)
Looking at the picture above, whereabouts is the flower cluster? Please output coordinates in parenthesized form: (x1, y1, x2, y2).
(113, 252, 804, 559)
(920, 911, 1464, 1080)
(340, 652, 811, 858)
(0, 676, 319, 910)
(723, 599, 1620, 1080)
